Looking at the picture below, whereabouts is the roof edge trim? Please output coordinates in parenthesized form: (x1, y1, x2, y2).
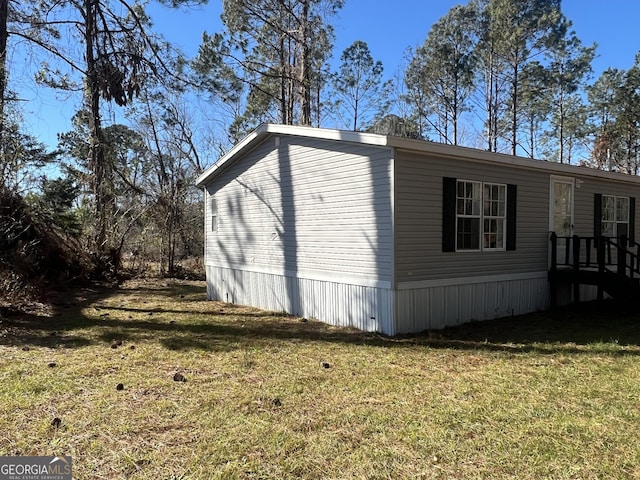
(195, 123, 640, 188)
(195, 124, 390, 187)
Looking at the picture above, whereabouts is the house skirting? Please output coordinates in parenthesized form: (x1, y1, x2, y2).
(205, 265, 395, 334)
(552, 282, 602, 306)
(205, 268, 568, 336)
(393, 272, 551, 334)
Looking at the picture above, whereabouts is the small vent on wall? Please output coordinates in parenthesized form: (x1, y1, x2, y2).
(274, 136, 281, 147)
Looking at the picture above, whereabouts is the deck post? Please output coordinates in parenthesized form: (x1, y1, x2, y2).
(597, 236, 604, 301)
(618, 235, 628, 276)
(572, 235, 580, 303)
(550, 232, 557, 271)
(549, 232, 557, 307)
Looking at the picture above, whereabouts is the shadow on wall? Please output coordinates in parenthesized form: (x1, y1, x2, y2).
(212, 135, 394, 330)
(279, 142, 299, 315)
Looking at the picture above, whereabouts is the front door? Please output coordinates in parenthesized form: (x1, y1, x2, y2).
(550, 176, 575, 263)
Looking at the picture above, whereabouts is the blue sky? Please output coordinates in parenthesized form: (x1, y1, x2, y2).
(148, 0, 640, 77)
(19, 0, 640, 149)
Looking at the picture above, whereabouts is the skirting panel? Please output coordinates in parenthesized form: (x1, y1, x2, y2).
(206, 265, 395, 334)
(394, 273, 550, 334)
(553, 283, 605, 307)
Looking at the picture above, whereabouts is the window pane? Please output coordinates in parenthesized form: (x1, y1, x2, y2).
(603, 196, 615, 221)
(602, 222, 614, 237)
(457, 181, 481, 216)
(473, 182, 481, 200)
(457, 218, 480, 250)
(484, 233, 504, 249)
(473, 184, 482, 215)
(457, 181, 480, 215)
(618, 222, 629, 238)
(482, 217, 505, 249)
(485, 187, 505, 211)
(466, 182, 473, 197)
(616, 197, 629, 222)
(464, 199, 471, 215)
(472, 199, 480, 215)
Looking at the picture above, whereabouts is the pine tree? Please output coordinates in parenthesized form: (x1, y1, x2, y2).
(195, 0, 343, 138)
(405, 4, 477, 145)
(330, 40, 392, 131)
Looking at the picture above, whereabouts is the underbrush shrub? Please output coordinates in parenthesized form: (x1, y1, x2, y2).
(0, 188, 91, 306)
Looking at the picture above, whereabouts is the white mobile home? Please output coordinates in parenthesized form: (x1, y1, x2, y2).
(195, 124, 640, 335)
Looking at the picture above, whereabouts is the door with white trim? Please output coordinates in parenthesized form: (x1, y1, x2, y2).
(550, 176, 575, 263)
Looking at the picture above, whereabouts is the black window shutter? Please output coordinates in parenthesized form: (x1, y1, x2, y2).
(629, 197, 636, 242)
(506, 184, 517, 251)
(594, 193, 602, 236)
(442, 177, 457, 252)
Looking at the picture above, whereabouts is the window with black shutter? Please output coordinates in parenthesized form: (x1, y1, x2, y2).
(594, 193, 635, 241)
(443, 177, 517, 252)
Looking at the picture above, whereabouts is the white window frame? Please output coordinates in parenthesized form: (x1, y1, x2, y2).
(210, 196, 218, 233)
(602, 195, 629, 238)
(456, 180, 506, 252)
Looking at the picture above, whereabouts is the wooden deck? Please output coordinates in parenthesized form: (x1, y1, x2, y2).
(548, 233, 640, 306)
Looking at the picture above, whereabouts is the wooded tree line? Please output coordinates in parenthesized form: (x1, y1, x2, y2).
(196, 0, 640, 171)
(1, 0, 639, 289)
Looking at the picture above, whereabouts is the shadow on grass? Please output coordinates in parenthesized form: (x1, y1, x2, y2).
(409, 301, 640, 356)
(2, 281, 640, 356)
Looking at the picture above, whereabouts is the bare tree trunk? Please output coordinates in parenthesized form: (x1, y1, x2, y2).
(485, 53, 494, 151)
(452, 78, 458, 146)
(279, 32, 287, 124)
(511, 63, 518, 156)
(558, 100, 564, 163)
(298, 0, 311, 125)
(492, 77, 499, 152)
(529, 112, 535, 158)
(0, 0, 8, 155)
(84, 0, 113, 269)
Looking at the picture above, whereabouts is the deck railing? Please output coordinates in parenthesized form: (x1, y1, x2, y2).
(549, 233, 640, 303)
(550, 233, 640, 277)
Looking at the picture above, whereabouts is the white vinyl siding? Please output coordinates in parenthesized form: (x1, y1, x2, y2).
(394, 151, 545, 283)
(204, 135, 393, 286)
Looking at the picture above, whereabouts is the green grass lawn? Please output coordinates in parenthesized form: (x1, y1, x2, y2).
(1, 279, 640, 479)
